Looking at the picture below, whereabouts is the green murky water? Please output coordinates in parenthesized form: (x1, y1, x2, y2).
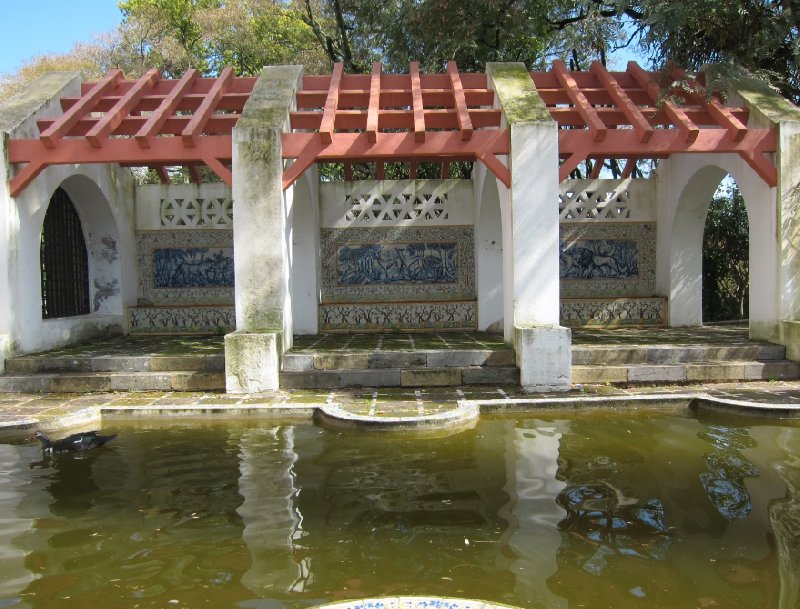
(2, 409, 800, 609)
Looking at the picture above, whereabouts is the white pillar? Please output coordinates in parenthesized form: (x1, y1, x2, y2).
(226, 65, 303, 392)
(474, 163, 504, 332)
(290, 166, 320, 335)
(487, 63, 571, 392)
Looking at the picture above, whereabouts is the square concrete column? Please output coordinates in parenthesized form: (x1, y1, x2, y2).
(487, 63, 571, 391)
(226, 65, 303, 393)
(725, 67, 800, 360)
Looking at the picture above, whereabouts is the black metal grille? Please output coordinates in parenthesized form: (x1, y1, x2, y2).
(40, 188, 90, 319)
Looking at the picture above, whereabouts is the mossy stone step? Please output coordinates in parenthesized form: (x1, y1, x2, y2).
(572, 360, 800, 385)
(571, 343, 786, 366)
(279, 366, 520, 389)
(0, 371, 225, 393)
(281, 349, 516, 372)
(4, 353, 224, 374)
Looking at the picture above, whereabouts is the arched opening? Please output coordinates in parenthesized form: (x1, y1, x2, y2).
(702, 178, 749, 323)
(40, 187, 90, 319)
(476, 169, 504, 333)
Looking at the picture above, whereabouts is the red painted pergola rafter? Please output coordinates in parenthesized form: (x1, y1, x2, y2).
(5, 60, 781, 198)
(136, 69, 199, 148)
(40, 70, 124, 149)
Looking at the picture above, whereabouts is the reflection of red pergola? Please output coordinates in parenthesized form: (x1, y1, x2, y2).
(7, 60, 777, 198)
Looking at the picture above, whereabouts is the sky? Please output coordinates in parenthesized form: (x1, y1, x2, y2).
(0, 0, 123, 74)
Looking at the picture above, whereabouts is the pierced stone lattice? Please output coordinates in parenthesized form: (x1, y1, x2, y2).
(160, 197, 233, 227)
(559, 182, 633, 221)
(344, 192, 449, 225)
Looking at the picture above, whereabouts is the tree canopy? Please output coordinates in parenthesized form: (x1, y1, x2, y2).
(1, 0, 798, 104)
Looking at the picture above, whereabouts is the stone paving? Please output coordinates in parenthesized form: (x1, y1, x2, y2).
(2, 324, 800, 439)
(2, 379, 800, 440)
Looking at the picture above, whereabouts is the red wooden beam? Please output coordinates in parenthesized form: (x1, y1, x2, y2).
(447, 61, 473, 141)
(552, 60, 607, 141)
(320, 63, 344, 144)
(155, 166, 172, 184)
(182, 67, 233, 147)
(670, 68, 747, 141)
(40, 69, 123, 148)
(367, 62, 381, 143)
(627, 62, 699, 143)
(590, 61, 653, 142)
(590, 158, 604, 179)
(8, 135, 232, 197)
(188, 165, 203, 184)
(621, 158, 636, 178)
(136, 69, 199, 149)
(410, 61, 426, 142)
(86, 69, 160, 148)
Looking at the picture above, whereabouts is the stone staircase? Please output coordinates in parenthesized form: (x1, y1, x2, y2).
(0, 339, 225, 393)
(280, 347, 520, 389)
(572, 342, 800, 385)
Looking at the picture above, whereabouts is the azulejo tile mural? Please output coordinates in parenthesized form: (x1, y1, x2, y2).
(560, 222, 655, 298)
(153, 248, 234, 288)
(560, 297, 667, 327)
(320, 301, 476, 331)
(337, 242, 457, 285)
(321, 226, 475, 303)
(137, 231, 234, 305)
(560, 239, 638, 279)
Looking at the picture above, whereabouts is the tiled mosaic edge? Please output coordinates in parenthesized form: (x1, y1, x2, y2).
(560, 297, 667, 327)
(128, 306, 235, 334)
(320, 301, 477, 331)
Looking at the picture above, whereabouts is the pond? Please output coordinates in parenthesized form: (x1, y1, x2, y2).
(1, 408, 799, 609)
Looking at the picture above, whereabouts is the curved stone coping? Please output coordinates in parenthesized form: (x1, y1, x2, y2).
(317, 401, 479, 431)
(312, 597, 523, 609)
(464, 392, 800, 417)
(2, 390, 800, 439)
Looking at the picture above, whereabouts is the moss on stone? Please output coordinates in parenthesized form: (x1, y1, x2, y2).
(487, 63, 552, 125)
(0, 72, 80, 134)
(709, 64, 800, 125)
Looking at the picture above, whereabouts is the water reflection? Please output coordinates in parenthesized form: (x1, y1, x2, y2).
(0, 413, 799, 609)
(698, 425, 759, 520)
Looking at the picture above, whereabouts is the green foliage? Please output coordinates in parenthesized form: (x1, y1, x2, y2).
(702, 183, 749, 322)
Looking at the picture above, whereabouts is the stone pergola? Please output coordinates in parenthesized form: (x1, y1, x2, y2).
(2, 60, 799, 392)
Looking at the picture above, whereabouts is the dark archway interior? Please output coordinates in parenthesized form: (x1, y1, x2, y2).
(40, 187, 90, 319)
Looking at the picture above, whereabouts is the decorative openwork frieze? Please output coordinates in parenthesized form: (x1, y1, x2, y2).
(344, 192, 449, 224)
(559, 179, 656, 222)
(160, 196, 233, 227)
(320, 180, 473, 228)
(136, 184, 233, 230)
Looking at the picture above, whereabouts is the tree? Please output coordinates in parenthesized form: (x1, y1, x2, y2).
(118, 0, 328, 76)
(702, 183, 749, 322)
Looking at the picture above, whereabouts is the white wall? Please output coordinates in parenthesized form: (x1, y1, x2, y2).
(0, 73, 136, 356)
(656, 153, 779, 340)
(10, 165, 136, 353)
